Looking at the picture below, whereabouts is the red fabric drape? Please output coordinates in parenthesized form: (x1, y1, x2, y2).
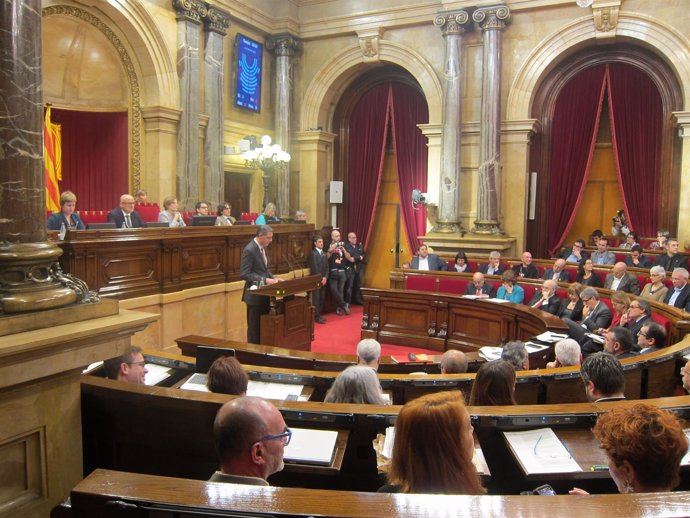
(547, 66, 607, 256)
(390, 84, 429, 253)
(346, 84, 391, 248)
(607, 64, 662, 237)
(50, 109, 129, 210)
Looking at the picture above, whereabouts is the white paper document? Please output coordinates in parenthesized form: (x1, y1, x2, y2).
(535, 331, 569, 343)
(487, 297, 511, 303)
(585, 333, 606, 344)
(247, 381, 304, 400)
(284, 427, 338, 465)
(179, 373, 210, 392)
(479, 346, 503, 361)
(144, 363, 173, 386)
(525, 341, 549, 353)
(503, 428, 582, 474)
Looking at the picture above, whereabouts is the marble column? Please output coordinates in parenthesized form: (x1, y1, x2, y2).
(433, 11, 470, 233)
(173, 0, 206, 210)
(472, 5, 511, 235)
(266, 34, 301, 220)
(203, 6, 230, 208)
(0, 0, 76, 313)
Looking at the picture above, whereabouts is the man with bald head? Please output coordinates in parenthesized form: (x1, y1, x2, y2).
(108, 194, 146, 228)
(211, 396, 289, 486)
(440, 349, 468, 374)
(526, 279, 561, 315)
(543, 258, 571, 283)
(464, 272, 495, 297)
(604, 262, 640, 295)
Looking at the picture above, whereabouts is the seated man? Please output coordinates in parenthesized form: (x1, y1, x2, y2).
(580, 352, 626, 402)
(107, 194, 146, 228)
(663, 267, 690, 311)
(604, 262, 640, 295)
(625, 244, 650, 268)
(211, 396, 289, 485)
(637, 322, 667, 354)
(294, 209, 307, 222)
(546, 338, 581, 368)
(559, 239, 588, 263)
(103, 346, 148, 384)
(440, 349, 468, 374)
(501, 341, 529, 371)
(654, 238, 689, 272)
(410, 244, 447, 271)
(527, 279, 561, 315)
(479, 251, 504, 276)
(621, 298, 652, 345)
(194, 201, 210, 216)
(564, 287, 612, 351)
(543, 258, 571, 283)
(356, 338, 381, 371)
(589, 237, 616, 265)
(464, 272, 495, 297)
(512, 251, 539, 279)
(682, 358, 690, 393)
(604, 326, 638, 360)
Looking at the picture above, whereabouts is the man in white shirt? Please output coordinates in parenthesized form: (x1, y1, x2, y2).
(410, 245, 447, 271)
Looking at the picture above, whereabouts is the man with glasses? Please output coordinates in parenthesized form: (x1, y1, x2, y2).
(194, 201, 210, 216)
(564, 287, 612, 352)
(620, 299, 652, 345)
(103, 346, 148, 384)
(637, 322, 666, 354)
(211, 396, 289, 485)
(107, 194, 146, 228)
(603, 326, 638, 360)
(559, 239, 588, 263)
(663, 267, 690, 311)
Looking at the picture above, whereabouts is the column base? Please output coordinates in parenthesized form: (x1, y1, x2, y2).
(471, 220, 504, 235)
(432, 220, 462, 234)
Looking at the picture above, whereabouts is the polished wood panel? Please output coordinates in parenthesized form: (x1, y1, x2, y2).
(58, 225, 314, 299)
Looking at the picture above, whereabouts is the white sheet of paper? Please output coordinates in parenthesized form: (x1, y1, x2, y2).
(247, 380, 304, 400)
(179, 373, 210, 392)
(681, 429, 690, 466)
(525, 341, 549, 352)
(503, 428, 582, 474)
(479, 346, 503, 361)
(144, 363, 173, 386)
(535, 332, 569, 343)
(284, 427, 338, 465)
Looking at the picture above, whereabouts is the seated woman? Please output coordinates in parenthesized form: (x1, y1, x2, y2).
(453, 251, 473, 273)
(380, 391, 484, 494)
(571, 403, 688, 495)
(215, 203, 235, 226)
(557, 283, 584, 321)
(639, 265, 669, 302)
(468, 360, 517, 406)
(206, 356, 248, 395)
(255, 202, 280, 225)
(597, 291, 630, 334)
(158, 196, 186, 227)
(496, 270, 524, 304)
(324, 366, 386, 405)
(620, 230, 638, 249)
(46, 190, 85, 231)
(575, 258, 603, 287)
(649, 229, 669, 251)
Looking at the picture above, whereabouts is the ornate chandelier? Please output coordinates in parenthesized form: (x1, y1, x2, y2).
(241, 135, 291, 209)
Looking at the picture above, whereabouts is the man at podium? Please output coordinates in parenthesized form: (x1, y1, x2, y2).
(240, 225, 283, 344)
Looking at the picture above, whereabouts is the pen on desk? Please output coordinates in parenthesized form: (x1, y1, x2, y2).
(533, 434, 542, 455)
(590, 464, 608, 471)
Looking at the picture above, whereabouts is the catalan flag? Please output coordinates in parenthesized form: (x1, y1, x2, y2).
(44, 106, 62, 213)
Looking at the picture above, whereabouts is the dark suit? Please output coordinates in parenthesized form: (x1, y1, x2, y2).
(581, 301, 613, 332)
(107, 207, 146, 228)
(344, 241, 365, 304)
(558, 248, 588, 263)
(46, 211, 85, 231)
(626, 315, 652, 347)
(464, 282, 496, 298)
(625, 256, 650, 268)
(543, 268, 571, 283)
(410, 254, 447, 271)
(604, 272, 640, 295)
(566, 301, 612, 351)
(557, 298, 583, 322)
(512, 263, 539, 279)
(479, 264, 504, 276)
(655, 253, 689, 272)
(240, 239, 273, 344)
(526, 292, 561, 315)
(663, 283, 690, 311)
(309, 247, 328, 320)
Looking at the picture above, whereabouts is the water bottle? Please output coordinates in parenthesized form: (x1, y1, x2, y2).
(58, 222, 66, 240)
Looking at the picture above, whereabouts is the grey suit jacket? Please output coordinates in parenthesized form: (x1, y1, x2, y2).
(240, 239, 273, 306)
(590, 250, 616, 265)
(410, 254, 447, 271)
(604, 272, 640, 295)
(581, 301, 612, 331)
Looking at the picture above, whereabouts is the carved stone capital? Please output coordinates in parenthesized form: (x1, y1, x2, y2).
(593, 3, 619, 34)
(356, 27, 385, 61)
(172, 0, 207, 24)
(205, 5, 230, 35)
(433, 10, 471, 36)
(266, 34, 302, 57)
(473, 5, 511, 31)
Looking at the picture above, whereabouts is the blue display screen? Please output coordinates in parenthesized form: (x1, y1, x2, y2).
(234, 34, 262, 112)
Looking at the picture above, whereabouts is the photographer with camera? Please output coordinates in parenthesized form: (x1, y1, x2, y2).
(327, 229, 352, 316)
(611, 209, 629, 236)
(344, 232, 365, 305)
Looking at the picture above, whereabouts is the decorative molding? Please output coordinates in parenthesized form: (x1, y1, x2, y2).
(205, 5, 230, 35)
(356, 27, 385, 62)
(172, 0, 207, 24)
(473, 5, 511, 31)
(674, 111, 690, 138)
(593, 1, 620, 36)
(43, 5, 142, 193)
(433, 10, 471, 36)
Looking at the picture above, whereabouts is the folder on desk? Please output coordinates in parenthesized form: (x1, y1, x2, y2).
(284, 428, 338, 465)
(503, 428, 582, 475)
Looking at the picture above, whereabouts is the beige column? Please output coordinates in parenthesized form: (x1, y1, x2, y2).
(295, 130, 336, 227)
(674, 111, 690, 249)
(141, 106, 182, 203)
(418, 123, 442, 234)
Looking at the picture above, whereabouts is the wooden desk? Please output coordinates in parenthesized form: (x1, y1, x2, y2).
(59, 469, 690, 518)
(58, 224, 314, 299)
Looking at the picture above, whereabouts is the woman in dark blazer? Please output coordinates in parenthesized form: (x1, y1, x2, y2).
(46, 190, 85, 231)
(575, 258, 603, 288)
(557, 283, 584, 321)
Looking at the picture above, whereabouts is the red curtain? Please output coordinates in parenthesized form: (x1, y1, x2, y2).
(50, 108, 129, 211)
(346, 84, 391, 248)
(547, 66, 607, 256)
(390, 84, 429, 253)
(607, 64, 662, 237)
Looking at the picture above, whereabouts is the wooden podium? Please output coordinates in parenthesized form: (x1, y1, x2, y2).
(254, 274, 322, 350)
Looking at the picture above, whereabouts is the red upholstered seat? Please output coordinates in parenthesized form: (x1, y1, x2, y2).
(600, 297, 613, 312)
(438, 277, 469, 294)
(134, 204, 160, 223)
(405, 276, 437, 292)
(521, 283, 536, 304)
(182, 211, 194, 225)
(78, 210, 108, 225)
(651, 313, 672, 334)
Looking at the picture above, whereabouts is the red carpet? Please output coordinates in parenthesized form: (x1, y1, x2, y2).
(312, 305, 439, 360)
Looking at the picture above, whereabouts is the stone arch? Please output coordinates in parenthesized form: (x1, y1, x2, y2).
(507, 12, 690, 120)
(301, 40, 442, 131)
